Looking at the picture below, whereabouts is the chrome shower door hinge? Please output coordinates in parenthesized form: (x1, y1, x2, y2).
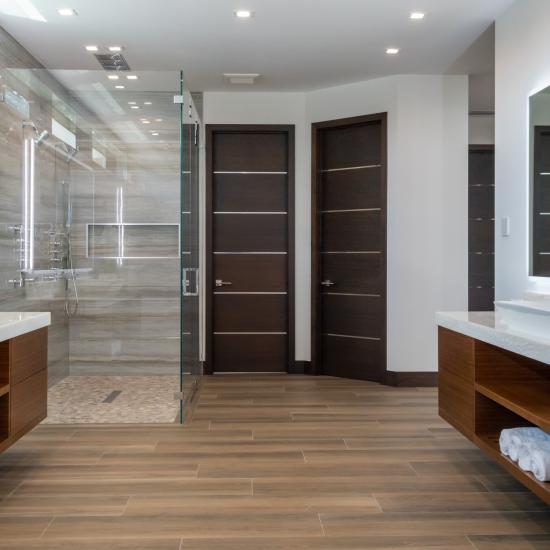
(173, 95, 184, 104)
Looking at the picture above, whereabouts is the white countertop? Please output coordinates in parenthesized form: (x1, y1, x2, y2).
(0, 312, 51, 343)
(437, 311, 550, 366)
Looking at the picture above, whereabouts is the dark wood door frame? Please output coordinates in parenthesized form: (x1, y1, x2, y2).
(311, 113, 388, 377)
(205, 124, 295, 375)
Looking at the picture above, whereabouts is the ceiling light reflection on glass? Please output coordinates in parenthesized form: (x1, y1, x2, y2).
(386, 47, 400, 55)
(115, 85, 125, 89)
(108, 46, 122, 52)
(126, 75, 138, 80)
(410, 12, 425, 20)
(108, 75, 119, 80)
(57, 7, 76, 16)
(235, 9, 253, 18)
(85, 45, 98, 52)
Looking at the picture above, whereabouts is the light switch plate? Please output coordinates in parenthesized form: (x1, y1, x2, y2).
(501, 216, 511, 237)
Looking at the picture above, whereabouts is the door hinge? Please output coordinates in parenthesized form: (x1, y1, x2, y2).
(173, 95, 184, 104)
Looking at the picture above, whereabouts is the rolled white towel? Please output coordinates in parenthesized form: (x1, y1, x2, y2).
(499, 428, 517, 457)
(509, 432, 525, 461)
(518, 445, 533, 472)
(499, 427, 550, 459)
(526, 438, 550, 482)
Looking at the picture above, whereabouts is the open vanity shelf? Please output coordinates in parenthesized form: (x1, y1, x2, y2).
(439, 326, 550, 504)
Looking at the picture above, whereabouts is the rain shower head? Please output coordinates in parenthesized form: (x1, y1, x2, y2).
(34, 130, 50, 146)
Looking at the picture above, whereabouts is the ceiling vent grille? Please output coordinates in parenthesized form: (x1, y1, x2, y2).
(95, 53, 131, 71)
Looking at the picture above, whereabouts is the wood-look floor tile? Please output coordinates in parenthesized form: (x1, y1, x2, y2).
(374, 492, 548, 513)
(198, 462, 417, 478)
(13, 478, 252, 497)
(468, 534, 550, 549)
(125, 494, 381, 515)
(1, 374, 547, 547)
(156, 439, 347, 452)
(0, 540, 182, 549)
(253, 476, 488, 496)
(320, 511, 550, 537)
(0, 495, 128, 516)
(303, 448, 486, 464)
(42, 513, 323, 540)
(177, 535, 473, 549)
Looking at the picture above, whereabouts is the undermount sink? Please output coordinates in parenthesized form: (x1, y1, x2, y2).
(495, 299, 550, 342)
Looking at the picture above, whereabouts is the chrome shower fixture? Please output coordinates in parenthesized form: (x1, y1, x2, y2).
(34, 130, 50, 146)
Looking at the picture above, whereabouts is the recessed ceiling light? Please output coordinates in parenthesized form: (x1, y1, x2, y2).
(108, 75, 119, 80)
(108, 46, 123, 52)
(85, 45, 99, 52)
(235, 9, 253, 18)
(128, 101, 136, 104)
(410, 12, 425, 20)
(130, 106, 140, 109)
(142, 120, 151, 124)
(155, 118, 163, 122)
(144, 101, 152, 105)
(151, 132, 159, 136)
(126, 75, 138, 80)
(57, 8, 77, 16)
(386, 47, 400, 55)
(115, 85, 125, 89)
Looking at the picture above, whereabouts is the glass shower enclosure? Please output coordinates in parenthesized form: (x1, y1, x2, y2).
(0, 67, 201, 423)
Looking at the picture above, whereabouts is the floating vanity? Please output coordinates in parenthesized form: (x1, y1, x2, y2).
(437, 307, 550, 504)
(0, 312, 50, 453)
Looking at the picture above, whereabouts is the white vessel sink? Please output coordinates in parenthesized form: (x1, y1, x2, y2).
(495, 299, 550, 342)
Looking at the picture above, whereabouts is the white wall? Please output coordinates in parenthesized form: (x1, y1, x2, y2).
(495, 0, 550, 299)
(204, 75, 469, 371)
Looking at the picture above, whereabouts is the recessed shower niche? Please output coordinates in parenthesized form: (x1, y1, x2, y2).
(87, 223, 180, 259)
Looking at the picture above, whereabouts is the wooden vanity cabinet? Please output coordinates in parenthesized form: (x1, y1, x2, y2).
(0, 327, 48, 453)
(439, 326, 550, 504)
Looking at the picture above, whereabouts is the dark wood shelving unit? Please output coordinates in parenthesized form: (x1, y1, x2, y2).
(439, 326, 550, 504)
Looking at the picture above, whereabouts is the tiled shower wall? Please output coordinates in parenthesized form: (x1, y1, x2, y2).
(68, 143, 180, 375)
(0, 29, 69, 386)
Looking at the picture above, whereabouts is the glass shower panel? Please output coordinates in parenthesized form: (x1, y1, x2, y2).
(180, 83, 202, 419)
(0, 68, 187, 423)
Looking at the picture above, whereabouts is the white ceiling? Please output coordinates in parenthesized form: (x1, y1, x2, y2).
(0, 0, 515, 92)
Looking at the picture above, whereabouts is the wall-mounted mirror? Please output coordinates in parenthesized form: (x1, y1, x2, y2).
(530, 85, 550, 276)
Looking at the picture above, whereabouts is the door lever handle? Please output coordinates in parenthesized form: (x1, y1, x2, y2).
(321, 280, 336, 287)
(215, 279, 233, 287)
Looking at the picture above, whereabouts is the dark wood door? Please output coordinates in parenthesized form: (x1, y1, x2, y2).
(468, 145, 495, 311)
(206, 125, 294, 373)
(312, 114, 387, 382)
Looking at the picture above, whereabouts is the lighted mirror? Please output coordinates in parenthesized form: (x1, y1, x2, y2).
(531, 86, 550, 276)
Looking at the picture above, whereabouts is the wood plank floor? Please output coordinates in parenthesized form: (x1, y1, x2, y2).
(0, 374, 549, 549)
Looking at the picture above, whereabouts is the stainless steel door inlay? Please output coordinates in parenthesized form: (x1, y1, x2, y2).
(324, 333, 381, 341)
(321, 208, 381, 214)
(319, 165, 381, 173)
(214, 171, 288, 175)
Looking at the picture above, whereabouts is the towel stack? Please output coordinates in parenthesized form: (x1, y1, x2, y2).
(499, 427, 550, 482)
